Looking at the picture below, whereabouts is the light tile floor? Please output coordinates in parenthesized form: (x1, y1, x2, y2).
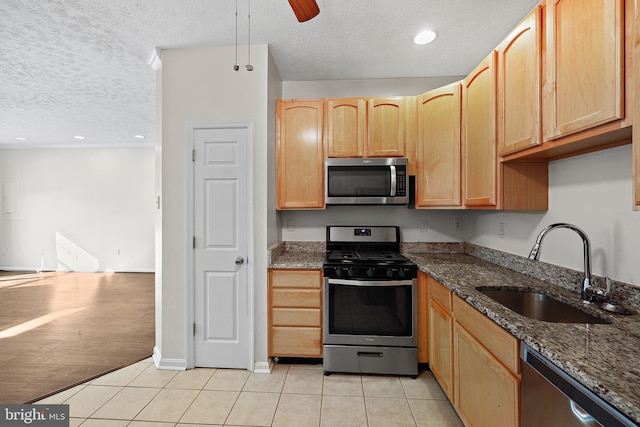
(37, 358, 464, 426)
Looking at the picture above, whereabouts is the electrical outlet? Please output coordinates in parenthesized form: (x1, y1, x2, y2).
(499, 222, 506, 238)
(454, 218, 463, 231)
(420, 220, 428, 233)
(287, 219, 295, 232)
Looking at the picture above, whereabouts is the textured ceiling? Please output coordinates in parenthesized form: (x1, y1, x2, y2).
(0, 0, 540, 147)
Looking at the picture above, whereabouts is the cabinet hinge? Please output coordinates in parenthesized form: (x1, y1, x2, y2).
(193, 236, 196, 249)
(193, 323, 196, 336)
(192, 149, 195, 162)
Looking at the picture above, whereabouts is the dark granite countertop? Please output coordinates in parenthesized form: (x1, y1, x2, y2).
(268, 241, 324, 269)
(268, 241, 640, 424)
(405, 252, 640, 425)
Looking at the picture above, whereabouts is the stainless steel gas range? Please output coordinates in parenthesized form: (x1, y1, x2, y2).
(322, 225, 418, 378)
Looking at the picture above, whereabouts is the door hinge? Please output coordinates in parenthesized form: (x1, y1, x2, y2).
(193, 236, 196, 249)
(192, 149, 195, 162)
(192, 322, 196, 336)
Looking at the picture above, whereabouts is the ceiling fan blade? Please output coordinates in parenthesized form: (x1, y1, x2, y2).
(287, 0, 320, 22)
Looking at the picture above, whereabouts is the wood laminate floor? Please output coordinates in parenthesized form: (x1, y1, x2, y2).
(0, 271, 154, 403)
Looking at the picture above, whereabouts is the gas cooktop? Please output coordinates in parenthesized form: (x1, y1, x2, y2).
(323, 226, 417, 280)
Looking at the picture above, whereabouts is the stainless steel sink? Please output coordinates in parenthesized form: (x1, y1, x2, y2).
(477, 288, 610, 324)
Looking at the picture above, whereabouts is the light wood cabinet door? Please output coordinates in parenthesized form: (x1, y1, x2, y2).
(276, 99, 325, 209)
(454, 324, 520, 427)
(453, 294, 519, 375)
(417, 272, 429, 363)
(429, 297, 454, 401)
(463, 51, 498, 208)
(416, 82, 462, 208)
(544, 0, 624, 140)
(498, 6, 542, 156)
(327, 98, 366, 157)
(635, 0, 640, 211)
(405, 96, 418, 176)
(367, 97, 406, 157)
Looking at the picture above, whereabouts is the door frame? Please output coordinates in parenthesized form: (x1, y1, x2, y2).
(186, 121, 255, 370)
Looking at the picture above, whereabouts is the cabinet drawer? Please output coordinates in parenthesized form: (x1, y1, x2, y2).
(428, 276, 452, 311)
(272, 308, 321, 327)
(453, 294, 519, 375)
(270, 269, 322, 289)
(272, 289, 322, 308)
(271, 327, 322, 357)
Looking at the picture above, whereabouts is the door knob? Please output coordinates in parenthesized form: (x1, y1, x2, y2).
(235, 256, 245, 265)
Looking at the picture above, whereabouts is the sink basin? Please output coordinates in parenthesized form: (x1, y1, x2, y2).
(477, 288, 610, 324)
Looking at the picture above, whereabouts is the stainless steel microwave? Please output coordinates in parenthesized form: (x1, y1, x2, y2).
(325, 157, 409, 205)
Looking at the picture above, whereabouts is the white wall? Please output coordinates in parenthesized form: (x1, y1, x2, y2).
(0, 147, 155, 272)
(267, 51, 283, 246)
(281, 207, 467, 242)
(159, 44, 272, 369)
(283, 77, 464, 98)
(468, 145, 639, 286)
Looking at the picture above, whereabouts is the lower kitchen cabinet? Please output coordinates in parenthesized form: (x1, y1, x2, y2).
(428, 276, 454, 401)
(454, 324, 519, 427)
(427, 275, 521, 426)
(268, 269, 323, 358)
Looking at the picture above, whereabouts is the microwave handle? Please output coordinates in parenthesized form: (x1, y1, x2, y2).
(390, 165, 397, 197)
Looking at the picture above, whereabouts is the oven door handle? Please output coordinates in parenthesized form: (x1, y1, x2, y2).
(327, 278, 413, 287)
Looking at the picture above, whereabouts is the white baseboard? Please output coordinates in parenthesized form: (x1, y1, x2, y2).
(153, 346, 187, 371)
(253, 360, 272, 374)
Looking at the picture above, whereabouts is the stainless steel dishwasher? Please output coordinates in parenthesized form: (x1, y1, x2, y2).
(521, 343, 637, 427)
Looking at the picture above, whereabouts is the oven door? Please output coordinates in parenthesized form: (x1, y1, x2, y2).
(324, 278, 417, 347)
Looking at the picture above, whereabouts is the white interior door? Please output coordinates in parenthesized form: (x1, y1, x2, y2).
(193, 125, 249, 369)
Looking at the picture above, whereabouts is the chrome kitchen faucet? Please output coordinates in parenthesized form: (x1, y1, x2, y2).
(528, 223, 605, 303)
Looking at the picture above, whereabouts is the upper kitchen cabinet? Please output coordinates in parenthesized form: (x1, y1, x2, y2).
(503, 0, 632, 161)
(416, 82, 462, 208)
(276, 99, 326, 210)
(635, 0, 640, 211)
(367, 97, 408, 157)
(326, 98, 366, 157)
(464, 50, 548, 211)
(544, 0, 624, 140)
(463, 51, 498, 209)
(497, 5, 542, 156)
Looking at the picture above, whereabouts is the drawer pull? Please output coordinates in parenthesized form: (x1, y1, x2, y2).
(357, 351, 383, 358)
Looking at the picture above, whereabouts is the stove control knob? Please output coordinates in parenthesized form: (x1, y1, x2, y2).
(366, 268, 375, 278)
(398, 269, 406, 278)
(347, 268, 355, 278)
(335, 268, 343, 277)
(386, 268, 394, 278)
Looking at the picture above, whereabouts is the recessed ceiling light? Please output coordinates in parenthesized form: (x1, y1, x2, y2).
(134, 134, 145, 139)
(15, 137, 27, 141)
(414, 30, 437, 45)
(73, 135, 85, 140)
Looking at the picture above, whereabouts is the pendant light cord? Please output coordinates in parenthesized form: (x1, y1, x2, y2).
(247, 0, 251, 67)
(234, 0, 239, 70)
